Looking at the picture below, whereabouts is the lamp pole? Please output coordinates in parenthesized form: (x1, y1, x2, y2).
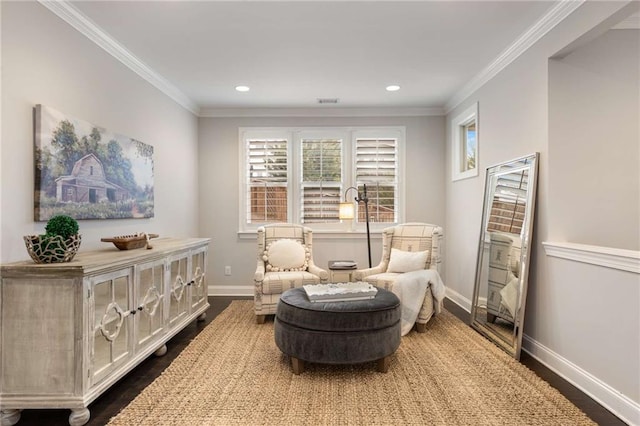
(355, 184, 372, 268)
(341, 184, 372, 268)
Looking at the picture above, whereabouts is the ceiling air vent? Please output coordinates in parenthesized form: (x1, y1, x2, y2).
(317, 98, 339, 104)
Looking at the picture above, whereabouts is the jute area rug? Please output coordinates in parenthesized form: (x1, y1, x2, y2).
(107, 301, 594, 425)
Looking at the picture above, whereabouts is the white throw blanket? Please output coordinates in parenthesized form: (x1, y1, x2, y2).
(499, 276, 520, 318)
(391, 269, 446, 336)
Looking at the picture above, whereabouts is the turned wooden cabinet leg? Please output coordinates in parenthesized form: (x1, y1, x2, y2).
(377, 356, 391, 373)
(1, 409, 21, 426)
(256, 315, 266, 324)
(197, 312, 207, 322)
(291, 357, 304, 375)
(154, 344, 168, 357)
(68, 407, 90, 426)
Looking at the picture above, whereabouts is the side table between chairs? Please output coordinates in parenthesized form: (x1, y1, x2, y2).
(328, 260, 357, 282)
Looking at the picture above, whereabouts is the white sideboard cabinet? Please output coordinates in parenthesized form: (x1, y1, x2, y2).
(0, 237, 210, 426)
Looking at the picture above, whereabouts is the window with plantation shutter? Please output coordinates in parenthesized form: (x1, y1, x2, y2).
(355, 137, 397, 223)
(239, 127, 404, 232)
(301, 138, 342, 223)
(246, 138, 288, 223)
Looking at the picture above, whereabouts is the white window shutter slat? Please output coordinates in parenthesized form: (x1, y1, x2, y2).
(246, 139, 288, 223)
(355, 138, 397, 223)
(301, 139, 342, 223)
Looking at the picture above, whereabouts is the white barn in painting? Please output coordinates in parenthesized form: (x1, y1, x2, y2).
(55, 153, 129, 203)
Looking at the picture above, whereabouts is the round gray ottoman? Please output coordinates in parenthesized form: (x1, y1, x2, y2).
(274, 286, 401, 374)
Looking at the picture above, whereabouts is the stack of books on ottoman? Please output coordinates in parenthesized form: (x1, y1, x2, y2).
(303, 281, 378, 302)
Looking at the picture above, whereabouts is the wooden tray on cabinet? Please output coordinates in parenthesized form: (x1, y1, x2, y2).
(101, 233, 159, 250)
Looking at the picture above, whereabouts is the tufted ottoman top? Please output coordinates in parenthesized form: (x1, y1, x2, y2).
(277, 286, 400, 333)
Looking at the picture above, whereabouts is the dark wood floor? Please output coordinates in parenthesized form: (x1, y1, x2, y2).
(12, 296, 624, 426)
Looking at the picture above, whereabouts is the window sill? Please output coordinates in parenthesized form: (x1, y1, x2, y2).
(238, 230, 383, 240)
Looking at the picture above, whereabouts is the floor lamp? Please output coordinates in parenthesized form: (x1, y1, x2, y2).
(339, 184, 372, 268)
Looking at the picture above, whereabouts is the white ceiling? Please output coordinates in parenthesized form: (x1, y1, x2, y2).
(63, 1, 563, 114)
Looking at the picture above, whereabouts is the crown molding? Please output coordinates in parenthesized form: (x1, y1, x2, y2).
(542, 241, 640, 274)
(39, 0, 593, 118)
(199, 106, 444, 118)
(38, 0, 200, 115)
(444, 0, 585, 114)
(612, 12, 640, 29)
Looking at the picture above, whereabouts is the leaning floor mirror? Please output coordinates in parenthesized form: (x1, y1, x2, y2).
(470, 153, 539, 360)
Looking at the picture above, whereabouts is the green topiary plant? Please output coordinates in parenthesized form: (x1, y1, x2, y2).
(45, 215, 80, 239)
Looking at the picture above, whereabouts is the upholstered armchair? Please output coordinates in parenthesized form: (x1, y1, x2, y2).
(254, 223, 329, 323)
(353, 222, 443, 332)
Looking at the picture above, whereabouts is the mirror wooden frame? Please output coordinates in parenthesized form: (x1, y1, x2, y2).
(470, 152, 539, 360)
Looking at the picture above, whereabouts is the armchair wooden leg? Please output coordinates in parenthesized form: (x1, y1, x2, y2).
(256, 315, 266, 324)
(415, 322, 428, 333)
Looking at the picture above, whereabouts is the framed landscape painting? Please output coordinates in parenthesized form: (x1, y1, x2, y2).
(34, 104, 154, 221)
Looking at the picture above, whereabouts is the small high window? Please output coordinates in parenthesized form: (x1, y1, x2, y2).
(452, 102, 479, 181)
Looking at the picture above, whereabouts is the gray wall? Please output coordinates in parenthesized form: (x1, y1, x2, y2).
(549, 29, 639, 250)
(198, 115, 445, 295)
(1, 1, 200, 262)
(545, 26, 639, 413)
(444, 2, 639, 422)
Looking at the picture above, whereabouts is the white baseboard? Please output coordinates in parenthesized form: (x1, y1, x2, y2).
(208, 285, 253, 296)
(523, 336, 640, 426)
(445, 287, 473, 311)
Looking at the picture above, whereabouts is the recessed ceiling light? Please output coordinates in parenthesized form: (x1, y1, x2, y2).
(386, 85, 400, 92)
(235, 85, 250, 92)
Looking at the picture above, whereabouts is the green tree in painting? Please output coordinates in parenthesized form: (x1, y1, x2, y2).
(103, 139, 137, 196)
(50, 120, 81, 174)
(131, 138, 154, 177)
(79, 127, 102, 156)
(34, 146, 58, 197)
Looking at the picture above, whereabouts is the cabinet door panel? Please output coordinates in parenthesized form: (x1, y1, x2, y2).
(90, 271, 132, 386)
(135, 261, 165, 350)
(168, 254, 189, 328)
(190, 247, 208, 312)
